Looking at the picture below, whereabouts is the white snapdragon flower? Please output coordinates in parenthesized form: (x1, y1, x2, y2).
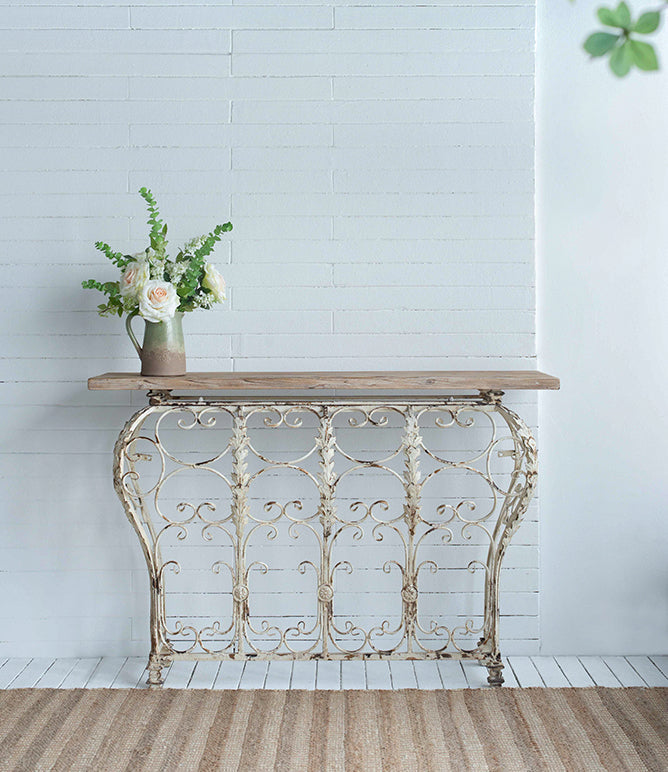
(202, 263, 226, 303)
(139, 280, 179, 323)
(119, 259, 150, 299)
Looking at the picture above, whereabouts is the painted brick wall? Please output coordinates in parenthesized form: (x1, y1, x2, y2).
(0, 0, 537, 657)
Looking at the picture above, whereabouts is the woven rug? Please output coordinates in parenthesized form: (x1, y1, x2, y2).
(0, 688, 665, 772)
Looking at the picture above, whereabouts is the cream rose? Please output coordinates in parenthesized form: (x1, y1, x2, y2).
(120, 259, 150, 299)
(202, 263, 226, 303)
(139, 280, 179, 322)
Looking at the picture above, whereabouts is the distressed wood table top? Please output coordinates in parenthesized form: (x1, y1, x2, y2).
(88, 370, 560, 392)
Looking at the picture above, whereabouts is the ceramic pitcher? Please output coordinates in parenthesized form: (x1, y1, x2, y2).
(126, 310, 186, 376)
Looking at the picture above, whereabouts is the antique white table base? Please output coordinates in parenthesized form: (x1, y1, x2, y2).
(90, 371, 558, 687)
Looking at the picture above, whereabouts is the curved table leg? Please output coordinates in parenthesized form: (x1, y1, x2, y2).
(479, 396, 538, 686)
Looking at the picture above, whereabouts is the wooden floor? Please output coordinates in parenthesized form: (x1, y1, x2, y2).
(0, 656, 666, 690)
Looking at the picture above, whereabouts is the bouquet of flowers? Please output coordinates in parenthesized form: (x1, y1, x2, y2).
(82, 187, 232, 323)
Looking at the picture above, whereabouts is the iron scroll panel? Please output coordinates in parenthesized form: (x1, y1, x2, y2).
(113, 395, 537, 686)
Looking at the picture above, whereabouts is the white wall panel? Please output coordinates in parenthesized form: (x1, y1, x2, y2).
(0, 1, 537, 658)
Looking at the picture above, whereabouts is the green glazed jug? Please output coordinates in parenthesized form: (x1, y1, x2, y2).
(126, 310, 186, 376)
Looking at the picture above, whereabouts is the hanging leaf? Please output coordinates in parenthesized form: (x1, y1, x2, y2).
(598, 7, 622, 27)
(628, 39, 659, 70)
(634, 11, 661, 34)
(615, 2, 632, 29)
(610, 39, 633, 75)
(584, 32, 620, 56)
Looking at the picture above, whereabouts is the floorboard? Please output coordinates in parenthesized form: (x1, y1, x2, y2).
(6, 659, 55, 689)
(188, 661, 221, 690)
(316, 661, 341, 690)
(86, 657, 127, 689)
(553, 656, 595, 687)
(111, 658, 150, 689)
(627, 656, 668, 687)
(578, 657, 621, 688)
(264, 661, 293, 690)
(507, 657, 544, 688)
(213, 661, 245, 690)
(531, 657, 570, 688)
(602, 656, 647, 687)
(365, 661, 392, 690)
(0, 656, 664, 690)
(389, 661, 417, 689)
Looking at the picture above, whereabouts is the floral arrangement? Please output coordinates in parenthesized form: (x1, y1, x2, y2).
(82, 188, 232, 323)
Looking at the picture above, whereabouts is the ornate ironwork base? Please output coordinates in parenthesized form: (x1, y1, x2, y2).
(113, 390, 537, 687)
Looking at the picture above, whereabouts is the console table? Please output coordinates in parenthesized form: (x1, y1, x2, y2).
(89, 371, 559, 687)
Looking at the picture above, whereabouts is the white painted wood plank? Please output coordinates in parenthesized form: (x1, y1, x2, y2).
(239, 661, 268, 690)
(553, 656, 595, 687)
(341, 660, 366, 690)
(290, 660, 317, 690)
(6, 659, 54, 689)
(436, 661, 468, 690)
(111, 658, 151, 689)
(162, 661, 197, 689)
(627, 656, 668, 687)
(213, 661, 245, 690)
(365, 660, 392, 690)
(530, 657, 570, 688)
(578, 657, 621, 688)
(413, 661, 443, 690)
(500, 661, 521, 688)
(650, 656, 668, 679)
(86, 657, 127, 689)
(461, 661, 488, 689)
(187, 661, 220, 690)
(265, 660, 293, 690)
(507, 657, 544, 688)
(316, 660, 341, 690)
(60, 658, 101, 689)
(0, 659, 31, 689)
(35, 658, 78, 688)
(602, 657, 646, 687)
(389, 661, 417, 689)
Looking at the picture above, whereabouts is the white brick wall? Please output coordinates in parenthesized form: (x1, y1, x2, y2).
(0, 1, 537, 657)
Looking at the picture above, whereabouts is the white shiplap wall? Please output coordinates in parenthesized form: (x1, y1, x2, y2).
(0, 1, 537, 657)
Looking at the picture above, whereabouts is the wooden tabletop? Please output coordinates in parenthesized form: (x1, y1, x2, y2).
(88, 371, 560, 392)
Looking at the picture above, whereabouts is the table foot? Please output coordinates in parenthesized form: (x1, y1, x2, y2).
(147, 653, 171, 686)
(486, 662, 505, 687)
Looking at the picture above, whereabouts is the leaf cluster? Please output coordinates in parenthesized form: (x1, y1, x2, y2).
(81, 278, 123, 316)
(82, 188, 233, 317)
(139, 186, 168, 259)
(584, 2, 661, 76)
(175, 223, 233, 311)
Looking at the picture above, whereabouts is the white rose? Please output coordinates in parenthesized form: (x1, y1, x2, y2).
(139, 280, 179, 323)
(120, 259, 150, 299)
(202, 263, 226, 303)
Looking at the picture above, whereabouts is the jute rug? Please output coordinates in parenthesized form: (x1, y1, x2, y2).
(0, 688, 665, 772)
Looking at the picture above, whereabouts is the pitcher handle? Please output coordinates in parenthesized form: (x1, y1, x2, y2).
(125, 309, 142, 358)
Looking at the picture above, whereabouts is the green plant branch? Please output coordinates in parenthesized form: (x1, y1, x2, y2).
(581, 1, 665, 76)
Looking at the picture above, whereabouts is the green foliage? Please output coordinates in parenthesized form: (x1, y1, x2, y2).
(610, 40, 633, 75)
(634, 11, 661, 34)
(81, 278, 123, 316)
(628, 38, 659, 69)
(584, 32, 620, 56)
(95, 241, 132, 269)
(83, 188, 233, 318)
(139, 186, 168, 259)
(583, 2, 663, 77)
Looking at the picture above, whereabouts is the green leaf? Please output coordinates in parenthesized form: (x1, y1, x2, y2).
(610, 39, 633, 75)
(628, 38, 659, 70)
(634, 11, 660, 34)
(598, 7, 621, 27)
(615, 2, 631, 29)
(584, 32, 620, 56)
